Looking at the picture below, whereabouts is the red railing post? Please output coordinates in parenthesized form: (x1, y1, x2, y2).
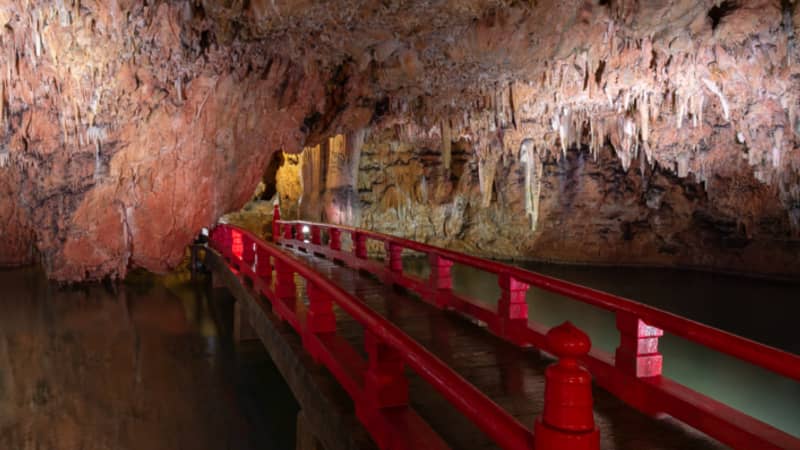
(242, 238, 256, 265)
(615, 312, 663, 378)
(311, 225, 321, 245)
(272, 202, 281, 243)
(495, 274, 529, 338)
(305, 281, 336, 334)
(428, 254, 453, 308)
(329, 228, 342, 251)
(283, 223, 293, 241)
(254, 247, 272, 277)
(384, 242, 403, 273)
(353, 232, 368, 259)
(273, 259, 296, 319)
(295, 223, 305, 241)
(219, 227, 233, 259)
(362, 330, 409, 409)
(535, 322, 600, 450)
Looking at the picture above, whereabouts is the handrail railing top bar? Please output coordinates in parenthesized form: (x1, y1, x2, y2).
(214, 224, 532, 450)
(277, 220, 800, 382)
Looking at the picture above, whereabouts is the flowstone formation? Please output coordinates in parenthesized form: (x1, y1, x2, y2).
(0, 1, 799, 279)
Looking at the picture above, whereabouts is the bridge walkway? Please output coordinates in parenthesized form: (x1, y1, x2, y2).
(283, 246, 724, 450)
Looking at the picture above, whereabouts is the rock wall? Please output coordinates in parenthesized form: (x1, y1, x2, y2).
(1, 0, 800, 280)
(0, 2, 334, 280)
(282, 125, 800, 278)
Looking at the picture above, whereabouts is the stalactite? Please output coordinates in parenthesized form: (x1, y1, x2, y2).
(476, 143, 498, 208)
(347, 129, 366, 185)
(702, 78, 730, 122)
(0, 81, 4, 131)
(676, 90, 686, 129)
(773, 127, 784, 168)
(175, 77, 183, 103)
(638, 92, 648, 139)
(300, 144, 324, 219)
(520, 139, 542, 231)
(677, 152, 690, 178)
(441, 119, 452, 170)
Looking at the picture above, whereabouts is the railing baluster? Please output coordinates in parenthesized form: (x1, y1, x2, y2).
(495, 274, 529, 338)
(243, 239, 256, 265)
(615, 312, 663, 378)
(353, 232, 368, 259)
(272, 203, 281, 243)
(384, 242, 403, 273)
(362, 331, 409, 409)
(274, 258, 296, 320)
(254, 246, 272, 278)
(428, 254, 453, 308)
(311, 225, 321, 245)
(535, 322, 600, 450)
(283, 223, 293, 241)
(329, 228, 342, 251)
(295, 223, 305, 241)
(306, 281, 336, 334)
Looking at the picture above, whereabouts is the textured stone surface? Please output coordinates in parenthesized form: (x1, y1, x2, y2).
(0, 1, 799, 279)
(283, 125, 800, 277)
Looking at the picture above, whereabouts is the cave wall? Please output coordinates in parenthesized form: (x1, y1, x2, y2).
(283, 126, 800, 278)
(1, 0, 800, 280)
(0, 2, 336, 280)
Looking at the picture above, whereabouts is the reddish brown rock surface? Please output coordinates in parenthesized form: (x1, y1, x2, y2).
(1, 1, 799, 279)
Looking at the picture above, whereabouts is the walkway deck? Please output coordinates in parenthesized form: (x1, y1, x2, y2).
(216, 235, 726, 450)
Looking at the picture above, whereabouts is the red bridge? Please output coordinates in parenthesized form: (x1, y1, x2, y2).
(206, 206, 800, 450)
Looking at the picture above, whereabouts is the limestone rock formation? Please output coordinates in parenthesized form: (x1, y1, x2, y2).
(0, 1, 798, 279)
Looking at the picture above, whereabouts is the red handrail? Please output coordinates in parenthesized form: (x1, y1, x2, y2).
(210, 224, 535, 449)
(276, 218, 800, 450)
(280, 220, 800, 381)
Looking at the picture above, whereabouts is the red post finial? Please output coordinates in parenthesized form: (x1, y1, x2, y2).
(534, 321, 600, 450)
(272, 201, 281, 243)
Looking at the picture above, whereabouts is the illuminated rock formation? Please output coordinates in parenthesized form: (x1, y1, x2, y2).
(0, 1, 798, 279)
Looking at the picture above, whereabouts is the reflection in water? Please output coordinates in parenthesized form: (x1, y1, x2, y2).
(0, 267, 298, 450)
(404, 258, 800, 437)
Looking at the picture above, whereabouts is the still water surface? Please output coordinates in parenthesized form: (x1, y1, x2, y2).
(404, 258, 800, 438)
(2, 260, 798, 446)
(0, 267, 297, 450)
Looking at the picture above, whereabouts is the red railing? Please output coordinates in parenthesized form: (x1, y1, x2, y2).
(275, 217, 800, 450)
(210, 224, 602, 450)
